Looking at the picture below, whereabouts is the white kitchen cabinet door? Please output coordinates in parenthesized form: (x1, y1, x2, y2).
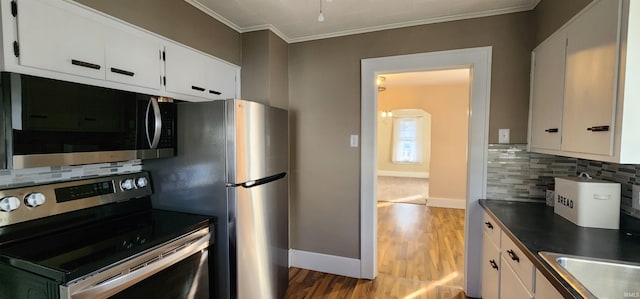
(105, 26, 163, 90)
(164, 43, 209, 101)
(205, 58, 237, 100)
(561, 0, 620, 156)
(16, 0, 105, 79)
(534, 269, 563, 299)
(482, 232, 501, 299)
(500, 258, 534, 299)
(529, 30, 566, 151)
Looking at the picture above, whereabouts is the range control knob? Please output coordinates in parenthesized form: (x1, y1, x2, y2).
(0, 196, 21, 212)
(135, 177, 148, 188)
(24, 192, 46, 208)
(120, 179, 135, 191)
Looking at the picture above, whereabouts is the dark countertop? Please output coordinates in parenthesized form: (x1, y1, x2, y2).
(480, 199, 640, 299)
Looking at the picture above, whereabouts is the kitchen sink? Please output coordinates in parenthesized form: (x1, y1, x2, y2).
(539, 251, 640, 299)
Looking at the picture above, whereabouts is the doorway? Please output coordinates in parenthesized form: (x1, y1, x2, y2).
(360, 47, 492, 298)
(376, 69, 470, 207)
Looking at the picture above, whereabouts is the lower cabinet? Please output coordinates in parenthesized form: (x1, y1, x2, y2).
(481, 211, 564, 299)
(482, 232, 500, 299)
(535, 269, 564, 299)
(500, 256, 534, 299)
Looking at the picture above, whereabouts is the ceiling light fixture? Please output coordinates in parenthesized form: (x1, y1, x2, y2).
(377, 76, 386, 92)
(318, 0, 324, 22)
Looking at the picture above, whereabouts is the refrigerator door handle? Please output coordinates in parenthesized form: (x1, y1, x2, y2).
(227, 172, 287, 188)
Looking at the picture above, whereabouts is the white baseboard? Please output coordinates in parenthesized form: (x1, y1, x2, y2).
(426, 197, 466, 209)
(377, 170, 429, 178)
(289, 249, 361, 278)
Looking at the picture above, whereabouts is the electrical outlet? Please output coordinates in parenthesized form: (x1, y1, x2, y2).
(633, 185, 640, 211)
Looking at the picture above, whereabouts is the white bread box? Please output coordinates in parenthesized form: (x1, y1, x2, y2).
(554, 174, 621, 229)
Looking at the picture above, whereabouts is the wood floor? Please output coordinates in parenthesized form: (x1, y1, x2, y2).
(284, 203, 467, 299)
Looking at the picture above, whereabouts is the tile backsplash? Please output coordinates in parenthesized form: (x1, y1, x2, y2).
(0, 160, 142, 189)
(487, 144, 640, 220)
(487, 144, 576, 201)
(577, 159, 640, 219)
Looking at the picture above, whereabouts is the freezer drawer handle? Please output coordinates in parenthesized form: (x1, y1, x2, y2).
(229, 172, 287, 188)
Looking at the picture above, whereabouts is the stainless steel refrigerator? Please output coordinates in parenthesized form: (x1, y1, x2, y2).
(143, 99, 289, 299)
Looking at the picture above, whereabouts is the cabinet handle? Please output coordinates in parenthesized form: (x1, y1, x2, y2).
(544, 128, 559, 133)
(507, 249, 520, 263)
(71, 59, 101, 70)
(489, 259, 499, 271)
(586, 125, 609, 132)
(209, 90, 222, 95)
(484, 222, 493, 230)
(191, 86, 205, 92)
(110, 67, 135, 77)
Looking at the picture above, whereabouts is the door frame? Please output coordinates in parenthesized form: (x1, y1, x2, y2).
(360, 46, 492, 297)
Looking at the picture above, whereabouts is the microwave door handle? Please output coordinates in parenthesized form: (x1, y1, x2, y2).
(145, 97, 162, 149)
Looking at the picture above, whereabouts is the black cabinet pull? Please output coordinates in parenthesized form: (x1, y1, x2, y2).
(484, 222, 493, 230)
(71, 59, 101, 70)
(209, 90, 222, 95)
(110, 67, 134, 77)
(545, 128, 559, 133)
(587, 125, 609, 132)
(489, 259, 499, 270)
(191, 86, 205, 92)
(507, 249, 520, 263)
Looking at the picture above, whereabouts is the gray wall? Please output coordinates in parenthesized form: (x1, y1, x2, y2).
(241, 30, 289, 109)
(289, 12, 534, 258)
(533, 0, 593, 46)
(76, 0, 241, 65)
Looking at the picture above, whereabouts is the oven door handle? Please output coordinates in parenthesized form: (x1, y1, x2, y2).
(61, 229, 210, 299)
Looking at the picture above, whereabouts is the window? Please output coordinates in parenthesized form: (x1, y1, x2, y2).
(392, 117, 423, 164)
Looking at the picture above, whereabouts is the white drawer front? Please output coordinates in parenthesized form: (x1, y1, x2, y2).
(483, 212, 501, 248)
(501, 231, 534, 292)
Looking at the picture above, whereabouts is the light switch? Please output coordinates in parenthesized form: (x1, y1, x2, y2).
(498, 129, 510, 144)
(350, 134, 359, 147)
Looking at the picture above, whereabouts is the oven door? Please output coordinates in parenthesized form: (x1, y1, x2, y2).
(59, 227, 210, 299)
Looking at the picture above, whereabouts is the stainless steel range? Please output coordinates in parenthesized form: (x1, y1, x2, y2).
(0, 172, 213, 299)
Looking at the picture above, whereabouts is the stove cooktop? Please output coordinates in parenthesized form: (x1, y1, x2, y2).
(0, 207, 211, 282)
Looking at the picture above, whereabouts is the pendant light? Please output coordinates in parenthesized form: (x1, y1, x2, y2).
(318, 0, 324, 22)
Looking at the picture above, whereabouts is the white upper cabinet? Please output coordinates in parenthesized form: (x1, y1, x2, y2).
(165, 43, 237, 101)
(104, 26, 163, 90)
(561, 0, 619, 156)
(206, 58, 237, 99)
(2, 0, 239, 101)
(529, 29, 567, 151)
(164, 43, 208, 99)
(528, 0, 640, 163)
(16, 0, 105, 79)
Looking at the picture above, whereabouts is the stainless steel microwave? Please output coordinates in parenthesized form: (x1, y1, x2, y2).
(0, 72, 176, 169)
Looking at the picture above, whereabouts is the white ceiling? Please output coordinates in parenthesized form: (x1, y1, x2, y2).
(185, 0, 540, 43)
